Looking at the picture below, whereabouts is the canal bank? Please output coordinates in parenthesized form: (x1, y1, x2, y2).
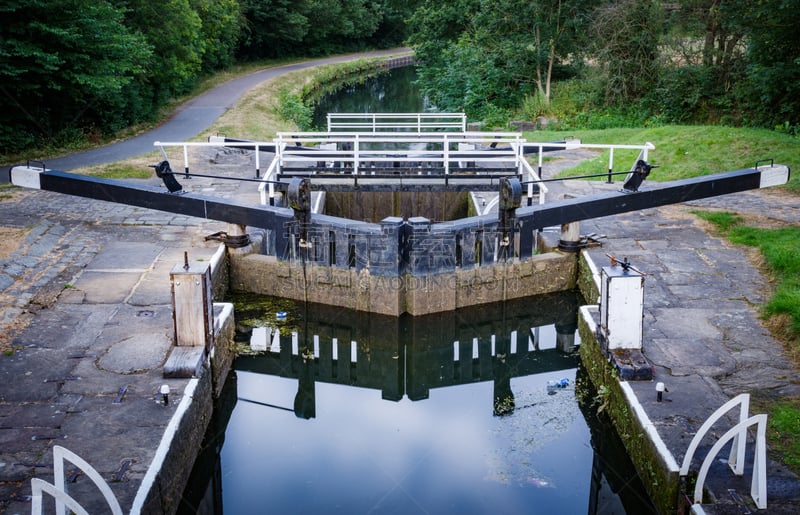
(1, 152, 798, 513)
(569, 183, 800, 513)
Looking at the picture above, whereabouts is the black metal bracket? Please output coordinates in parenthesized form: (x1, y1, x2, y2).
(498, 177, 522, 248)
(622, 159, 657, 192)
(150, 160, 183, 193)
(288, 177, 312, 248)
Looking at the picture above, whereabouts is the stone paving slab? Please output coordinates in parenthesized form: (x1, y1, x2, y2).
(0, 182, 224, 513)
(0, 107, 797, 515)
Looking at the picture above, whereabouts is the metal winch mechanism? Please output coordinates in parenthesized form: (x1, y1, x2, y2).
(288, 177, 312, 249)
(498, 177, 522, 250)
(622, 159, 658, 193)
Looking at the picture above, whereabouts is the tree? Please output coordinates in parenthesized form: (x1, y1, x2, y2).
(368, 0, 422, 47)
(238, 0, 310, 58)
(407, 0, 591, 119)
(300, 0, 384, 55)
(733, 0, 800, 128)
(239, 0, 395, 59)
(0, 0, 151, 152)
(122, 0, 204, 102)
(406, 0, 479, 66)
(590, 0, 664, 106)
(471, 0, 592, 104)
(192, 0, 243, 72)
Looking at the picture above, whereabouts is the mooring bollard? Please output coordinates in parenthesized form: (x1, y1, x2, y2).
(558, 221, 581, 252)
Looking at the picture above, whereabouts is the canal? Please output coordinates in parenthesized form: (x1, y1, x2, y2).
(177, 66, 656, 514)
(180, 293, 654, 513)
(310, 66, 433, 129)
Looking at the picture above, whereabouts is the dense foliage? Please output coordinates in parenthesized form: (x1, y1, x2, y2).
(0, 0, 417, 156)
(408, 0, 594, 124)
(408, 0, 800, 133)
(1, 0, 797, 157)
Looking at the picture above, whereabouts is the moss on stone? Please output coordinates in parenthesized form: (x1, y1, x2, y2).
(578, 314, 680, 514)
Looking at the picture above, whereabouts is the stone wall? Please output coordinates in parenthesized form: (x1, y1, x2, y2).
(325, 191, 468, 222)
(229, 250, 577, 316)
(576, 253, 680, 514)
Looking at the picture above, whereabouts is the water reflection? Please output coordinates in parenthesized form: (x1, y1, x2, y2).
(236, 292, 581, 419)
(310, 67, 432, 130)
(179, 292, 655, 514)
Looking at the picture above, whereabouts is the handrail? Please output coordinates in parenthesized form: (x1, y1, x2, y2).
(31, 479, 89, 515)
(30, 445, 124, 515)
(327, 112, 467, 132)
(679, 393, 768, 510)
(693, 414, 768, 509)
(679, 393, 749, 476)
(153, 135, 653, 210)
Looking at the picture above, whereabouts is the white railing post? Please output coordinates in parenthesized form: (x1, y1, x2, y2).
(182, 144, 190, 177)
(444, 134, 450, 175)
(354, 135, 360, 175)
(46, 445, 123, 515)
(680, 393, 768, 510)
(608, 147, 615, 183)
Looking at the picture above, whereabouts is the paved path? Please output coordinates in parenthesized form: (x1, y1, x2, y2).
(1, 57, 798, 513)
(0, 49, 406, 514)
(35, 48, 410, 172)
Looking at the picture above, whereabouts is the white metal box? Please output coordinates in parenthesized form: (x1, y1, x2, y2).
(599, 264, 644, 350)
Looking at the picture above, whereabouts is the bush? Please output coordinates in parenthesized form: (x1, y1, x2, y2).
(521, 92, 548, 120)
(275, 89, 313, 130)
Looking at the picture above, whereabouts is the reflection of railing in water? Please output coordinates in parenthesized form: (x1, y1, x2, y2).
(235, 292, 581, 409)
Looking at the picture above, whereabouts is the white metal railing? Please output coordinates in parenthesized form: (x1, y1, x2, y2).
(274, 131, 523, 175)
(153, 134, 655, 209)
(327, 112, 467, 132)
(31, 445, 123, 515)
(155, 139, 273, 179)
(523, 140, 655, 176)
(679, 393, 768, 510)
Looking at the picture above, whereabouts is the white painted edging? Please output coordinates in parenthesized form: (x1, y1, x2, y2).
(579, 304, 680, 476)
(583, 252, 603, 299)
(619, 381, 680, 473)
(130, 377, 200, 515)
(208, 243, 226, 277)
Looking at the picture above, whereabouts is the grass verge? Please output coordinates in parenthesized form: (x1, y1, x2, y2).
(529, 125, 798, 193)
(693, 209, 800, 473)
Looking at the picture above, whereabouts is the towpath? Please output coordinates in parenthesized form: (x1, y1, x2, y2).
(0, 54, 798, 514)
(0, 49, 407, 514)
(547, 149, 800, 513)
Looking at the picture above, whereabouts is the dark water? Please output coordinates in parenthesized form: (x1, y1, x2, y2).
(177, 70, 656, 514)
(311, 66, 432, 130)
(179, 293, 655, 514)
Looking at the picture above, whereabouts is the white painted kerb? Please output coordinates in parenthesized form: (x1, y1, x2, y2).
(579, 304, 680, 475)
(129, 377, 199, 515)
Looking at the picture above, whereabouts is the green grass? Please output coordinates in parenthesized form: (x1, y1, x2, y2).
(528, 125, 799, 193)
(767, 402, 800, 470)
(84, 164, 153, 180)
(693, 209, 800, 473)
(693, 210, 800, 339)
